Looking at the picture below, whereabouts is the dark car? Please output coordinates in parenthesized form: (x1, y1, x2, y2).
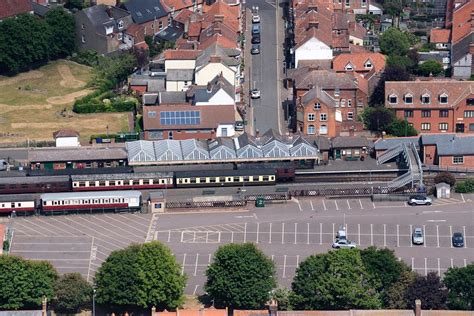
(251, 34, 261, 44)
(251, 44, 260, 54)
(452, 232, 464, 247)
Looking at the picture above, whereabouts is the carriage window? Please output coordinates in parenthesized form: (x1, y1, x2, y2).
(11, 203, 15, 208)
(1, 204, 4, 207)
(99, 181, 106, 186)
(21, 184, 28, 188)
(235, 176, 242, 182)
(148, 179, 153, 185)
(43, 201, 46, 206)
(73, 182, 78, 187)
(258, 176, 264, 181)
(226, 177, 233, 182)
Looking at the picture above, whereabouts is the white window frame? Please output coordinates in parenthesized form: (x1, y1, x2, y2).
(335, 88, 340, 97)
(345, 63, 354, 71)
(421, 123, 431, 131)
(314, 102, 321, 110)
(320, 113, 327, 121)
(421, 94, 431, 104)
(347, 99, 352, 107)
(439, 123, 448, 131)
(439, 93, 448, 104)
(347, 112, 354, 120)
(404, 94, 413, 104)
(320, 124, 328, 135)
(452, 156, 464, 164)
(307, 125, 316, 135)
(118, 20, 124, 30)
(364, 59, 372, 68)
(341, 99, 346, 107)
(307, 113, 315, 121)
(388, 95, 397, 104)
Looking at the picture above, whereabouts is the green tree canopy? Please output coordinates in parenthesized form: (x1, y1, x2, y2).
(385, 270, 416, 309)
(52, 273, 92, 314)
(417, 60, 443, 77)
(205, 243, 276, 309)
(434, 172, 456, 187)
(291, 249, 381, 310)
(388, 118, 418, 137)
(444, 264, 474, 310)
(0, 255, 58, 310)
(380, 28, 410, 56)
(271, 288, 293, 311)
(405, 272, 447, 310)
(386, 55, 416, 73)
(361, 106, 395, 133)
(370, 64, 410, 106)
(95, 242, 185, 311)
(45, 8, 76, 58)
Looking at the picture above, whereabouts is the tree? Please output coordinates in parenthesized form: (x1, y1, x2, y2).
(380, 28, 410, 56)
(388, 118, 418, 137)
(361, 106, 395, 133)
(0, 255, 58, 310)
(370, 64, 410, 106)
(136, 241, 186, 310)
(386, 55, 416, 73)
(271, 288, 293, 311)
(443, 264, 474, 310)
(52, 273, 92, 314)
(64, 0, 83, 10)
(92, 53, 137, 88)
(291, 250, 381, 310)
(205, 243, 276, 309)
(95, 244, 142, 309)
(417, 60, 443, 77)
(385, 270, 416, 309)
(45, 8, 76, 58)
(434, 172, 456, 187)
(405, 272, 447, 310)
(382, 0, 406, 17)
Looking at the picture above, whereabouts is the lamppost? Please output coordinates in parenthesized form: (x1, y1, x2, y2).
(92, 288, 96, 316)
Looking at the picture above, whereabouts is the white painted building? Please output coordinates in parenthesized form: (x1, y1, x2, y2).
(294, 36, 333, 68)
(53, 129, 80, 147)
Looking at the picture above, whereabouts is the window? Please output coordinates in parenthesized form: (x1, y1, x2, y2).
(404, 94, 413, 104)
(347, 99, 352, 107)
(470, 123, 474, 131)
(320, 124, 328, 134)
(81, 35, 85, 43)
(421, 110, 431, 118)
(421, 94, 430, 104)
(404, 110, 413, 118)
(335, 100, 340, 107)
(307, 125, 315, 134)
(221, 127, 228, 137)
(168, 131, 173, 139)
(341, 99, 346, 107)
(314, 102, 321, 110)
(467, 98, 474, 106)
(357, 99, 363, 107)
(439, 109, 449, 117)
(160, 111, 201, 125)
(148, 131, 163, 139)
(439, 123, 448, 131)
(453, 156, 464, 164)
(421, 123, 431, 131)
(345, 63, 353, 71)
(159, 21, 163, 29)
(345, 0, 350, 6)
(308, 113, 315, 121)
(439, 93, 448, 104)
(335, 88, 340, 97)
(81, 24, 85, 30)
(389, 95, 397, 104)
(347, 112, 354, 120)
(364, 59, 372, 68)
(148, 111, 157, 118)
(464, 111, 474, 118)
(117, 33, 123, 41)
(118, 20, 124, 30)
(361, 0, 367, 7)
(320, 113, 327, 121)
(168, 17, 172, 26)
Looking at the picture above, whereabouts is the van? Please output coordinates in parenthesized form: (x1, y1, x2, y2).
(0, 160, 7, 171)
(336, 228, 346, 240)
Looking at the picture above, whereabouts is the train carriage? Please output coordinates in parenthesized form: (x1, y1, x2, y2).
(71, 172, 174, 191)
(0, 175, 71, 194)
(40, 191, 142, 214)
(174, 168, 276, 188)
(0, 194, 37, 215)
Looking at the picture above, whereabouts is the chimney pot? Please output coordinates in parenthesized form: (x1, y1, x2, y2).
(415, 299, 422, 316)
(207, 82, 212, 93)
(256, 129, 260, 137)
(210, 55, 221, 63)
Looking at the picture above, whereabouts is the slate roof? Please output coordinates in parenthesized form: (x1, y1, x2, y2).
(293, 69, 357, 90)
(0, 0, 32, 19)
(31, 2, 51, 17)
(331, 136, 372, 149)
(190, 74, 235, 103)
(452, 32, 474, 63)
(123, 0, 167, 24)
(82, 5, 131, 36)
(159, 91, 187, 103)
(166, 69, 194, 81)
(436, 136, 474, 156)
(155, 25, 184, 41)
(374, 137, 420, 150)
(29, 147, 127, 162)
(143, 93, 159, 105)
(420, 133, 456, 145)
(195, 43, 240, 69)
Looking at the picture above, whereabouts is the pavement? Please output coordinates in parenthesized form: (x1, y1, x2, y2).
(8, 193, 474, 295)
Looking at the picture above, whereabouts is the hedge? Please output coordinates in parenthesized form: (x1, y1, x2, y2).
(455, 179, 474, 193)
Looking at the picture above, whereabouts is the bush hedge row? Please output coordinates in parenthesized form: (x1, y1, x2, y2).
(455, 179, 474, 193)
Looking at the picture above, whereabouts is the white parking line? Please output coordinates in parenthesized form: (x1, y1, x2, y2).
(451, 258, 454, 268)
(346, 200, 351, 210)
(463, 226, 467, 248)
(461, 193, 465, 202)
(372, 201, 376, 209)
(438, 258, 441, 276)
(370, 224, 373, 246)
(411, 257, 414, 271)
(332, 223, 335, 240)
(464, 259, 467, 267)
(297, 201, 302, 212)
(397, 224, 400, 247)
(307, 223, 310, 245)
(244, 223, 247, 243)
(168, 230, 171, 242)
(358, 224, 361, 245)
(256, 222, 260, 243)
(208, 253, 212, 264)
(193, 253, 199, 276)
(282, 223, 285, 244)
(384, 224, 386, 247)
(181, 253, 186, 275)
(436, 225, 440, 248)
(423, 225, 426, 248)
(319, 223, 322, 245)
(193, 285, 199, 295)
(322, 199, 327, 211)
(296, 255, 300, 268)
(424, 258, 428, 276)
(294, 223, 297, 245)
(410, 224, 413, 247)
(283, 255, 287, 278)
(334, 200, 339, 211)
(269, 223, 272, 244)
(359, 199, 363, 209)
(450, 226, 453, 248)
(310, 200, 314, 211)
(231, 231, 234, 243)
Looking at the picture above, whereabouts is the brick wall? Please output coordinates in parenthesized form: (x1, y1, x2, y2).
(439, 154, 474, 168)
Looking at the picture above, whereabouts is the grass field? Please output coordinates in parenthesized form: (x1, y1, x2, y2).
(0, 60, 130, 144)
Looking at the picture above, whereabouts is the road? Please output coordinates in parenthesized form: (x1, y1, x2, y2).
(246, 0, 283, 134)
(9, 193, 474, 295)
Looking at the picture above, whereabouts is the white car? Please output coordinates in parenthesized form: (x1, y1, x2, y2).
(412, 227, 424, 245)
(251, 89, 261, 99)
(332, 239, 357, 249)
(252, 14, 260, 23)
(408, 195, 432, 206)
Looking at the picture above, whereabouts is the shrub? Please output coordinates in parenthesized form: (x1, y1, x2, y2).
(434, 172, 456, 187)
(455, 179, 474, 193)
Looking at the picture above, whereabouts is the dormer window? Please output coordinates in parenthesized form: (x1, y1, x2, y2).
(345, 63, 354, 71)
(421, 93, 430, 104)
(404, 94, 413, 104)
(335, 88, 340, 97)
(345, 0, 350, 6)
(314, 102, 321, 110)
(389, 94, 397, 104)
(118, 20, 124, 30)
(364, 59, 372, 69)
(439, 93, 448, 104)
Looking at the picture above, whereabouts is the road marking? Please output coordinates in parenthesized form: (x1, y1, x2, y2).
(423, 210, 443, 214)
(283, 255, 287, 278)
(411, 257, 414, 271)
(451, 258, 453, 268)
(384, 224, 386, 247)
(193, 231, 196, 243)
(297, 201, 302, 212)
(168, 230, 171, 242)
(334, 200, 339, 211)
(193, 253, 199, 276)
(427, 220, 447, 222)
(436, 225, 440, 248)
(294, 223, 298, 244)
(463, 226, 467, 248)
(464, 259, 467, 267)
(310, 200, 314, 211)
(231, 231, 234, 243)
(423, 224, 426, 248)
(206, 231, 209, 243)
(256, 222, 260, 243)
(424, 258, 428, 276)
(87, 237, 96, 283)
(193, 285, 199, 295)
(450, 226, 453, 248)
(438, 258, 441, 276)
(332, 223, 335, 240)
(269, 223, 272, 244)
(319, 222, 322, 245)
(307, 223, 310, 245)
(370, 224, 373, 246)
(282, 223, 285, 244)
(397, 224, 400, 247)
(410, 224, 413, 247)
(461, 193, 465, 202)
(244, 223, 247, 243)
(359, 199, 363, 209)
(346, 200, 351, 210)
(358, 224, 361, 245)
(181, 253, 186, 275)
(372, 201, 376, 209)
(296, 255, 300, 268)
(322, 200, 327, 211)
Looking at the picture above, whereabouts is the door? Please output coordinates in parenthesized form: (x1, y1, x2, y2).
(335, 149, 341, 159)
(456, 123, 464, 133)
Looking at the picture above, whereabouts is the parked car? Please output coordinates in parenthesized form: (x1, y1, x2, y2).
(332, 239, 357, 249)
(251, 44, 260, 54)
(252, 24, 261, 35)
(412, 227, 424, 245)
(408, 195, 432, 206)
(251, 89, 261, 99)
(251, 34, 261, 44)
(252, 14, 260, 23)
(452, 232, 464, 247)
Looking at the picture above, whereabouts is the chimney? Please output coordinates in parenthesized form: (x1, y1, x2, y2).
(214, 27, 221, 34)
(268, 299, 278, 316)
(308, 21, 319, 29)
(256, 129, 260, 137)
(206, 82, 212, 93)
(415, 299, 421, 316)
(214, 15, 224, 22)
(210, 55, 221, 63)
(105, 6, 112, 18)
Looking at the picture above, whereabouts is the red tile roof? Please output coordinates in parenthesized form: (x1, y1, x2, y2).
(198, 33, 237, 50)
(451, 0, 474, 44)
(188, 21, 203, 37)
(164, 49, 202, 60)
(202, 0, 240, 33)
(53, 129, 80, 138)
(333, 52, 386, 73)
(0, 0, 33, 19)
(174, 9, 194, 24)
(349, 44, 369, 53)
(430, 28, 451, 43)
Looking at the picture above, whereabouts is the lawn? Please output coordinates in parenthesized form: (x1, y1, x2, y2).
(0, 60, 130, 143)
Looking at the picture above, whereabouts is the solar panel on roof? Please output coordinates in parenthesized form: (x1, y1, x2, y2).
(160, 111, 200, 125)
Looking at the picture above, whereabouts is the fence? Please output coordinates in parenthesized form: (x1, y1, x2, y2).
(166, 200, 247, 209)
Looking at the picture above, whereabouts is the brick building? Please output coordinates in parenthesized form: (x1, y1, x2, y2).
(385, 80, 474, 134)
(420, 134, 474, 168)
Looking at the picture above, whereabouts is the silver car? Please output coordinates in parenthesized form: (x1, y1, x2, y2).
(412, 227, 424, 245)
(332, 239, 357, 249)
(408, 195, 432, 206)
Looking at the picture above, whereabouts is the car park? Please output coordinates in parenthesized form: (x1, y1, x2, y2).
(332, 239, 357, 249)
(412, 227, 424, 245)
(251, 34, 261, 44)
(251, 89, 261, 99)
(452, 232, 464, 247)
(408, 195, 432, 206)
(252, 14, 260, 23)
(252, 24, 260, 35)
(251, 44, 260, 54)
